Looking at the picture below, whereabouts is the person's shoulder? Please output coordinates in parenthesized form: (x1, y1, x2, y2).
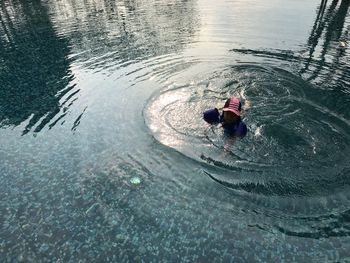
(239, 119, 247, 126)
(237, 120, 248, 137)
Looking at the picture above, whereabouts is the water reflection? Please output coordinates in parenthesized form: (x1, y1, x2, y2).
(48, 0, 199, 72)
(0, 0, 76, 135)
(1, 0, 350, 261)
(0, 0, 199, 134)
(229, 0, 350, 99)
(302, 0, 350, 84)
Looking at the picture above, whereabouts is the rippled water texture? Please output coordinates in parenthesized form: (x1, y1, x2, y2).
(145, 64, 350, 197)
(1, 0, 350, 262)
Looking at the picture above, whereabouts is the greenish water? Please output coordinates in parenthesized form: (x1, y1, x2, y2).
(1, 0, 350, 262)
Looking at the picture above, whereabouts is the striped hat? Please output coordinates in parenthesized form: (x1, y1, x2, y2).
(223, 97, 242, 116)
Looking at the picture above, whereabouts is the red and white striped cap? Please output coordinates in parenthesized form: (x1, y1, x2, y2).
(223, 97, 242, 116)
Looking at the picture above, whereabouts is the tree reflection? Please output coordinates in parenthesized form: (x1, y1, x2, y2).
(301, 0, 350, 84)
(0, 0, 76, 135)
(228, 0, 349, 89)
(0, 0, 199, 134)
(48, 0, 199, 70)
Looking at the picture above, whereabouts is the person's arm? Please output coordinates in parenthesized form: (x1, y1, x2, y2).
(242, 100, 250, 113)
(203, 123, 211, 140)
(203, 108, 220, 124)
(239, 89, 251, 117)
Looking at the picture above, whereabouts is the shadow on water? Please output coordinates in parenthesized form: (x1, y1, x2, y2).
(0, 0, 78, 135)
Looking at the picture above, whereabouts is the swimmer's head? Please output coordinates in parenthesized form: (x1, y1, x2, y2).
(223, 97, 241, 114)
(223, 111, 239, 124)
(222, 97, 241, 124)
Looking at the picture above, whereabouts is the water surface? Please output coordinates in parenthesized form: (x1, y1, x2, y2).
(1, 0, 350, 262)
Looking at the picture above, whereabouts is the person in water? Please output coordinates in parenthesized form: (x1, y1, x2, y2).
(203, 97, 248, 138)
(221, 97, 247, 137)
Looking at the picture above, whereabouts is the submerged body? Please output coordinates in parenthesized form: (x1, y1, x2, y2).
(220, 112, 247, 137)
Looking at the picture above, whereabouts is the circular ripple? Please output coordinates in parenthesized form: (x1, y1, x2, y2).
(144, 64, 350, 196)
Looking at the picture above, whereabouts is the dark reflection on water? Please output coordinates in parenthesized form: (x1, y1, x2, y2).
(302, 0, 350, 84)
(230, 0, 350, 93)
(0, 0, 199, 134)
(0, 0, 76, 134)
